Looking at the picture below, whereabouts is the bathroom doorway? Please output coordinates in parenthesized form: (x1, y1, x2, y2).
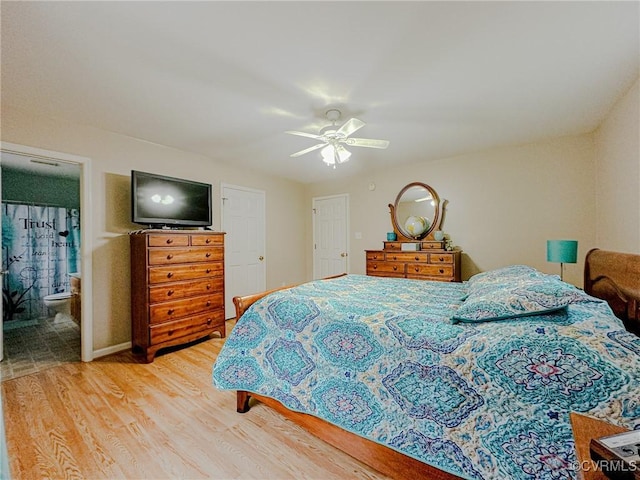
(0, 143, 93, 379)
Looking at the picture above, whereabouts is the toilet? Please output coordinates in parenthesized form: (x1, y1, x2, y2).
(43, 292, 73, 320)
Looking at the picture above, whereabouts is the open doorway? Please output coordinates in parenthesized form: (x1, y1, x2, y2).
(0, 143, 93, 380)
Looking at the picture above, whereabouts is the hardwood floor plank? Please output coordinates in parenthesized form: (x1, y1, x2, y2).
(248, 405, 384, 480)
(3, 328, 390, 479)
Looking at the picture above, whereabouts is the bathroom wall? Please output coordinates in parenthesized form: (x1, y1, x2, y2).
(1, 168, 80, 208)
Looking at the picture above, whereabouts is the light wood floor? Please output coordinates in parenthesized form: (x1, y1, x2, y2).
(2, 320, 389, 479)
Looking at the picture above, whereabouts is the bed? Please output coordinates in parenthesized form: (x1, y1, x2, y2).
(212, 250, 640, 480)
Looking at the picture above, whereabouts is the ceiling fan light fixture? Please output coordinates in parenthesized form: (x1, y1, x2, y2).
(321, 144, 351, 167)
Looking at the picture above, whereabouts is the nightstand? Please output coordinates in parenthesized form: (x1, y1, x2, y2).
(570, 412, 631, 480)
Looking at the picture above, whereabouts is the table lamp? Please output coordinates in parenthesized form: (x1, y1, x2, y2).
(547, 240, 578, 281)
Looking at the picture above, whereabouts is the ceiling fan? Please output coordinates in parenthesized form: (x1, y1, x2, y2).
(285, 109, 389, 168)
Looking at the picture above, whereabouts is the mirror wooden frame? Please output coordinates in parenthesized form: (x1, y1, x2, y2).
(389, 182, 444, 241)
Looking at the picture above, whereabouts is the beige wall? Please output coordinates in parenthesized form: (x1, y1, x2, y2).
(594, 77, 640, 253)
(1, 105, 307, 353)
(2, 77, 637, 356)
(306, 134, 598, 286)
(306, 79, 640, 286)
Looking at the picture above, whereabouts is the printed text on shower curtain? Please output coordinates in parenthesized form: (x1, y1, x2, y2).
(2, 203, 80, 323)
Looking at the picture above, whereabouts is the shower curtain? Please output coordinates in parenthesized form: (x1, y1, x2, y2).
(2, 203, 81, 325)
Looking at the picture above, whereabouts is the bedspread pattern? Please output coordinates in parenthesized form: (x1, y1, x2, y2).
(212, 274, 640, 480)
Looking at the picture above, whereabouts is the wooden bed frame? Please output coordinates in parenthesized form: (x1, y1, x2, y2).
(231, 250, 640, 479)
(584, 248, 640, 335)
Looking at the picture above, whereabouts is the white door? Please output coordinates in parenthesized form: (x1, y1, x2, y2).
(221, 184, 266, 319)
(313, 194, 349, 279)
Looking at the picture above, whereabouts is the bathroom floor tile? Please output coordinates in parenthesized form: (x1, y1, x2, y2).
(1, 316, 80, 382)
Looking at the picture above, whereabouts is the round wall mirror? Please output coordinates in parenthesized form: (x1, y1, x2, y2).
(389, 182, 441, 240)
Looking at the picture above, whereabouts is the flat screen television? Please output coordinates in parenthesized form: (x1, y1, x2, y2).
(131, 170, 212, 228)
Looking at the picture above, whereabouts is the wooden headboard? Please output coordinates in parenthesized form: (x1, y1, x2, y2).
(584, 248, 640, 335)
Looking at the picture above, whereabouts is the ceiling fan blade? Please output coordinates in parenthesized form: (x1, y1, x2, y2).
(336, 118, 365, 138)
(285, 130, 323, 140)
(290, 143, 326, 157)
(345, 138, 390, 149)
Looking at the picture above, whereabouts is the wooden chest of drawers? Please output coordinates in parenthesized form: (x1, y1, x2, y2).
(366, 249, 461, 282)
(130, 230, 226, 362)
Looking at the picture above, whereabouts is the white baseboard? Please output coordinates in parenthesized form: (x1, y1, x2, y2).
(91, 341, 132, 360)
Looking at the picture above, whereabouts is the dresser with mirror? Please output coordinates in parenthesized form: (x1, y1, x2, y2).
(366, 182, 461, 282)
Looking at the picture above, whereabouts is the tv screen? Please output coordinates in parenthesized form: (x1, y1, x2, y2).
(131, 170, 212, 228)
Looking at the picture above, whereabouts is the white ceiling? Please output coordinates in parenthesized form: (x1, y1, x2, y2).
(2, 1, 638, 184)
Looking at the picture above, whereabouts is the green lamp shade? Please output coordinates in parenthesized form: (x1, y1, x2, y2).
(547, 240, 578, 263)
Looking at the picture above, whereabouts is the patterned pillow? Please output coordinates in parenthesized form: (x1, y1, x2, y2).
(466, 265, 545, 291)
(451, 275, 588, 324)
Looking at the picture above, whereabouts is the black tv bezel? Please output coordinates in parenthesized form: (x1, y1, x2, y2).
(131, 170, 213, 228)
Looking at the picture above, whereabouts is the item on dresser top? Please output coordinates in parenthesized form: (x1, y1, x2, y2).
(389, 182, 442, 242)
(131, 170, 212, 228)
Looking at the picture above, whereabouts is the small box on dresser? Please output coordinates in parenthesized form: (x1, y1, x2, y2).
(130, 230, 226, 363)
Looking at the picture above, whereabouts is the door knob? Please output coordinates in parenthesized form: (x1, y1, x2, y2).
(259, 256, 264, 261)
(340, 252, 348, 257)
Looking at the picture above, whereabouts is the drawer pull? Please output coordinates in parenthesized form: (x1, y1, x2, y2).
(414, 256, 419, 261)
(206, 318, 212, 325)
(439, 257, 445, 262)
(205, 252, 211, 258)
(167, 309, 175, 315)
(167, 289, 174, 296)
(167, 329, 174, 336)
(206, 283, 211, 290)
(392, 255, 397, 260)
(206, 300, 211, 307)
(205, 238, 211, 244)
(439, 269, 444, 274)
(166, 254, 174, 260)
(414, 267, 419, 272)
(206, 268, 211, 274)
(393, 266, 398, 271)
(372, 265, 378, 270)
(166, 238, 173, 244)
(167, 272, 174, 279)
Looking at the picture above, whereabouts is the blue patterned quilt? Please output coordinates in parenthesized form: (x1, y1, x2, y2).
(212, 274, 640, 479)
